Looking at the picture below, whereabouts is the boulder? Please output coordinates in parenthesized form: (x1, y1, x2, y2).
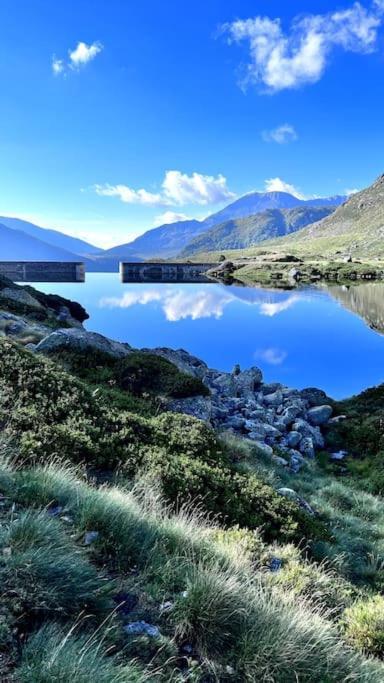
(300, 387, 329, 407)
(307, 405, 333, 425)
(36, 328, 132, 359)
(286, 431, 302, 448)
(263, 391, 283, 407)
(124, 621, 160, 638)
(277, 488, 315, 515)
(166, 396, 211, 422)
(233, 366, 263, 397)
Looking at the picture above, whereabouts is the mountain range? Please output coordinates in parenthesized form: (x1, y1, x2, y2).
(180, 206, 336, 257)
(0, 189, 351, 268)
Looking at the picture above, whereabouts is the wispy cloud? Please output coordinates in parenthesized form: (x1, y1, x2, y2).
(260, 295, 302, 317)
(262, 124, 298, 144)
(222, 2, 383, 92)
(52, 41, 103, 76)
(264, 177, 304, 198)
(154, 211, 192, 225)
(254, 347, 288, 365)
(95, 170, 235, 207)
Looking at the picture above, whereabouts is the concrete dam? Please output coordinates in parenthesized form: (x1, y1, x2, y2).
(0, 262, 85, 282)
(120, 262, 217, 283)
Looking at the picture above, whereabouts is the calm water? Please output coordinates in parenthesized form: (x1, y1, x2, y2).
(29, 273, 384, 399)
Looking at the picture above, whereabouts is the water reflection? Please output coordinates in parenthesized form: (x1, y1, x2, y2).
(24, 274, 384, 398)
(326, 283, 384, 335)
(99, 285, 306, 322)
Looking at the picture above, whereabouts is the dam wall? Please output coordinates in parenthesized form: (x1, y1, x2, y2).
(0, 261, 85, 282)
(120, 262, 217, 284)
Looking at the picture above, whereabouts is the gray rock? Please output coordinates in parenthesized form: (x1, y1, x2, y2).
(289, 451, 307, 473)
(300, 387, 329, 407)
(307, 405, 333, 426)
(234, 366, 263, 397)
(263, 391, 283, 407)
(36, 328, 132, 359)
(167, 396, 212, 421)
(0, 287, 44, 311)
(261, 383, 283, 395)
(299, 437, 315, 459)
(222, 416, 246, 430)
(330, 450, 348, 461)
(272, 455, 289, 467)
(277, 488, 315, 515)
(328, 415, 347, 424)
(124, 621, 160, 638)
(270, 557, 283, 572)
(286, 431, 302, 448)
(84, 531, 99, 545)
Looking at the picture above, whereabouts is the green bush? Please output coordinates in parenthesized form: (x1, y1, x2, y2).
(0, 340, 324, 545)
(343, 595, 384, 658)
(116, 351, 209, 398)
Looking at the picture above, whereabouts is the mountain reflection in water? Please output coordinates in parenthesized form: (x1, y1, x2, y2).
(326, 283, 384, 335)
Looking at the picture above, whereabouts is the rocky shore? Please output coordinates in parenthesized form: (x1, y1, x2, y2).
(0, 274, 336, 477)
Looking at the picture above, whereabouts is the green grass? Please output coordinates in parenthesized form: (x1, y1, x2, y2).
(1, 454, 382, 681)
(17, 623, 146, 683)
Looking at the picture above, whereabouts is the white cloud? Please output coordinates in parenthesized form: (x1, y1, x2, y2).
(254, 348, 287, 365)
(162, 171, 235, 206)
(94, 184, 162, 205)
(69, 41, 103, 68)
(264, 177, 304, 198)
(95, 170, 235, 207)
(260, 295, 302, 316)
(262, 124, 298, 144)
(154, 211, 192, 225)
(52, 57, 65, 76)
(99, 288, 234, 321)
(52, 41, 103, 76)
(223, 2, 382, 92)
(345, 187, 360, 195)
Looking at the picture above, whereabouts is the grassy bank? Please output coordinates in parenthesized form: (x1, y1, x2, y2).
(0, 335, 384, 679)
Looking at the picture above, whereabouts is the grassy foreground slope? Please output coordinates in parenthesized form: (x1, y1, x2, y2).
(1, 338, 384, 679)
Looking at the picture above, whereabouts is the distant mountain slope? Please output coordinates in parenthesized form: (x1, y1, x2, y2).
(105, 192, 346, 260)
(268, 175, 384, 257)
(0, 217, 100, 257)
(202, 191, 346, 228)
(0, 222, 87, 261)
(181, 206, 336, 257)
(101, 219, 203, 260)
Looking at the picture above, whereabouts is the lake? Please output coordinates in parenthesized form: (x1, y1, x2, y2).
(29, 273, 384, 400)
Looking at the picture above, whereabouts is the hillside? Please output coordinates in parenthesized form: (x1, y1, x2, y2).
(267, 175, 384, 258)
(100, 218, 203, 260)
(181, 206, 335, 257)
(0, 216, 100, 257)
(0, 222, 88, 262)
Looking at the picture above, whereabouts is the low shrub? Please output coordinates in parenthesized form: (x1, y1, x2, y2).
(343, 595, 384, 658)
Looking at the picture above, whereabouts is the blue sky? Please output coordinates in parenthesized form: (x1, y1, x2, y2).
(1, 0, 384, 248)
